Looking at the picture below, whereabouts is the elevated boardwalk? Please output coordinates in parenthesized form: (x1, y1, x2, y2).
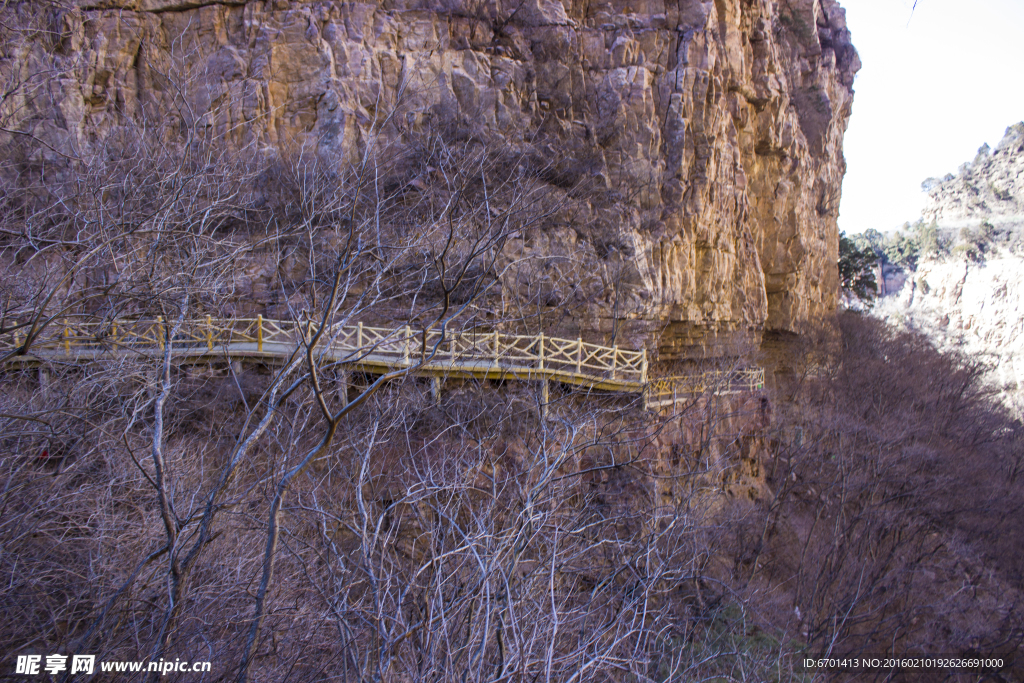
(1, 317, 764, 407)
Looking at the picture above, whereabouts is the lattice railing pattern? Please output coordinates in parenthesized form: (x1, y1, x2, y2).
(647, 368, 766, 403)
(2, 317, 764, 397)
(1, 317, 648, 383)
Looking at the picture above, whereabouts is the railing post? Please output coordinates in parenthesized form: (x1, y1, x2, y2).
(611, 345, 618, 380)
(538, 332, 545, 372)
(257, 315, 263, 353)
(63, 320, 70, 354)
(576, 338, 583, 374)
(206, 315, 213, 350)
(357, 322, 363, 348)
(157, 316, 164, 351)
(492, 330, 499, 368)
(403, 325, 412, 366)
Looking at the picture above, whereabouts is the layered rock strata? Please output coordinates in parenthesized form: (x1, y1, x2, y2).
(0, 0, 858, 359)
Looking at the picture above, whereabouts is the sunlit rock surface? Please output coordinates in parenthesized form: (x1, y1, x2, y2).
(922, 122, 1024, 233)
(879, 258, 1024, 413)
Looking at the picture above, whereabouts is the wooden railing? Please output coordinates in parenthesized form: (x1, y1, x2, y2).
(645, 368, 766, 408)
(1, 317, 764, 402)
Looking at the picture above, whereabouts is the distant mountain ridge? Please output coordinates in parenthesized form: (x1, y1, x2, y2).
(876, 123, 1024, 414)
(922, 122, 1024, 232)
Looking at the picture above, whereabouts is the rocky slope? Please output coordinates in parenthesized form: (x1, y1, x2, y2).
(881, 257, 1024, 413)
(877, 124, 1024, 413)
(0, 0, 858, 359)
(922, 122, 1024, 233)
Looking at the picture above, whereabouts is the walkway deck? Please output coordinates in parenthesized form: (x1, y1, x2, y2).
(1, 317, 764, 406)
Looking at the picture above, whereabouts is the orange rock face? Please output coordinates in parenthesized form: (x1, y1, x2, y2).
(1, 0, 858, 358)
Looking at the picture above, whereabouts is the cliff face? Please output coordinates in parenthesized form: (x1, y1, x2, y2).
(1, 0, 857, 358)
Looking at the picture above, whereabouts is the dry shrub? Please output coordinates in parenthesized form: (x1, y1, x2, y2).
(739, 311, 1024, 681)
(0, 358, 787, 682)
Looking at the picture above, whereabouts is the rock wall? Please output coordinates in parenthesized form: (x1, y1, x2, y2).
(0, 0, 858, 359)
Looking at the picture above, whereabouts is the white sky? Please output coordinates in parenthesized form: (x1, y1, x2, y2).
(838, 0, 1024, 234)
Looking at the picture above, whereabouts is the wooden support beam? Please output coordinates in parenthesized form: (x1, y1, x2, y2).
(337, 371, 349, 408)
(540, 379, 549, 418)
(431, 376, 441, 406)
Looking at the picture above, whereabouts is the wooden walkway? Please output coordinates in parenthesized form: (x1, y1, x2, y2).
(1, 317, 764, 407)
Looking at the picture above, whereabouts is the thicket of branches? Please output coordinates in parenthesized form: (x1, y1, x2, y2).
(3, 356, 773, 681)
(738, 313, 1024, 680)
